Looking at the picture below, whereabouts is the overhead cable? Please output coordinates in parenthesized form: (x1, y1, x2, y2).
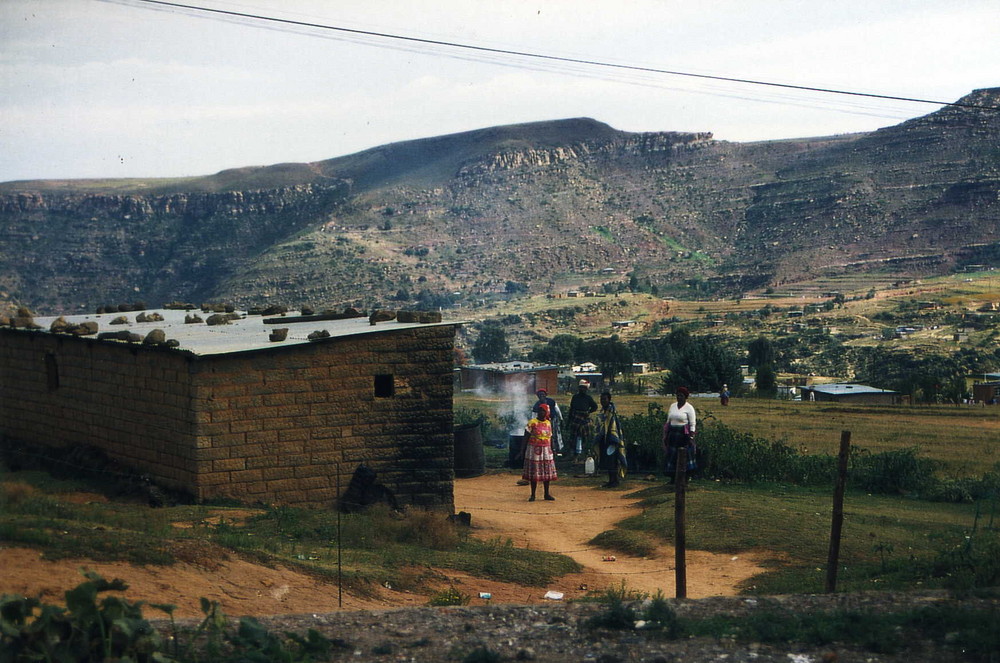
(120, 0, 1000, 113)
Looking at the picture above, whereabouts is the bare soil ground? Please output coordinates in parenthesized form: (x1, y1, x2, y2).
(2, 472, 984, 662)
(0, 471, 767, 618)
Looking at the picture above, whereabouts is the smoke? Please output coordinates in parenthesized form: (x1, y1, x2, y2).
(499, 382, 533, 434)
(473, 379, 533, 435)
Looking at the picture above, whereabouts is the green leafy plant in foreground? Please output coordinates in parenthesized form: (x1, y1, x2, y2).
(0, 571, 339, 663)
(0, 571, 169, 663)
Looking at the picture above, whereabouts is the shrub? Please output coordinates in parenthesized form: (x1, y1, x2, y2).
(427, 586, 470, 606)
(0, 572, 337, 663)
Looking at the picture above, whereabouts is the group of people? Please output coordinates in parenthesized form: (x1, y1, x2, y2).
(516, 380, 699, 501)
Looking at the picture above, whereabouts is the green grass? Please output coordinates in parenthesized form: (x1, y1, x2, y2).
(0, 475, 578, 596)
(616, 481, 998, 594)
(458, 392, 999, 479)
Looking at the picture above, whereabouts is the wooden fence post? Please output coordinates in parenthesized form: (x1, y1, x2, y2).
(675, 448, 687, 599)
(825, 430, 851, 593)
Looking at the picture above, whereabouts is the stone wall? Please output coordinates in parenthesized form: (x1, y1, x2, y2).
(189, 325, 456, 509)
(0, 324, 457, 510)
(0, 330, 199, 490)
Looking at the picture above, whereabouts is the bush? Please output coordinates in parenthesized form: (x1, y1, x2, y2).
(0, 572, 337, 663)
(848, 447, 934, 495)
(615, 414, 965, 498)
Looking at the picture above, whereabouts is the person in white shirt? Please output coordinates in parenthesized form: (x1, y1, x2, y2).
(663, 386, 697, 484)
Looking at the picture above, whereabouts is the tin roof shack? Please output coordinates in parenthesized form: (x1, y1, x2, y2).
(0, 309, 461, 510)
(800, 383, 907, 405)
(459, 362, 558, 395)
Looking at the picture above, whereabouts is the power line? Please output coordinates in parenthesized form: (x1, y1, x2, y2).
(123, 0, 1000, 113)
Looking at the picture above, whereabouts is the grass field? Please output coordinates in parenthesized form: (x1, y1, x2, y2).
(458, 392, 1000, 479)
(620, 480, 994, 595)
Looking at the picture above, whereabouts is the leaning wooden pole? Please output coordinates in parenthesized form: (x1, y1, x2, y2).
(674, 448, 688, 599)
(825, 431, 851, 593)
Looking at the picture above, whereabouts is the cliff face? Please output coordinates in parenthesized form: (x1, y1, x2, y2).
(1, 90, 998, 314)
(0, 183, 348, 312)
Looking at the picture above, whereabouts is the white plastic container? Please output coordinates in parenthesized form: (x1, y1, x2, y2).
(584, 456, 596, 475)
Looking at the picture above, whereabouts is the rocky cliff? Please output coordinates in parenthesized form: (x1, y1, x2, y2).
(1, 89, 998, 314)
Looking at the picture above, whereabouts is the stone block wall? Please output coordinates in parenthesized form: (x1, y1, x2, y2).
(189, 325, 457, 509)
(0, 329, 199, 490)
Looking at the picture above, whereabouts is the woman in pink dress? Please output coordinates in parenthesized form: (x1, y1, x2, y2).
(522, 403, 557, 501)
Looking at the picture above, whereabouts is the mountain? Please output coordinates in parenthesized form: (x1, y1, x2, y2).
(1, 89, 998, 315)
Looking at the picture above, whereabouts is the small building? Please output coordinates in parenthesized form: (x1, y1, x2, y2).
(459, 361, 558, 395)
(611, 320, 637, 329)
(800, 383, 906, 405)
(630, 363, 650, 375)
(972, 381, 1000, 404)
(0, 308, 462, 510)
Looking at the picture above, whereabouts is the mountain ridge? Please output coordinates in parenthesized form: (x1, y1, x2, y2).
(1, 88, 998, 314)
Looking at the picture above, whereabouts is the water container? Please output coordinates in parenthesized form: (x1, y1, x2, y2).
(454, 423, 485, 478)
(584, 456, 596, 475)
(508, 434, 525, 469)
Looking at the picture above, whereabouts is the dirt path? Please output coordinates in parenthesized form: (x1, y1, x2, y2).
(452, 471, 768, 602)
(0, 472, 769, 618)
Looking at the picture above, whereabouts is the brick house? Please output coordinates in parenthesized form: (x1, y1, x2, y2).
(0, 309, 461, 510)
(458, 362, 559, 395)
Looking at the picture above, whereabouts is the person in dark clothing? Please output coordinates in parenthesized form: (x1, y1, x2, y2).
(593, 390, 627, 488)
(567, 379, 598, 461)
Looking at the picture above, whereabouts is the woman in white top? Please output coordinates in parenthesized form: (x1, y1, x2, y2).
(663, 386, 697, 482)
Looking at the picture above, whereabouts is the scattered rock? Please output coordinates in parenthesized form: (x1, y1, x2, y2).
(369, 310, 396, 325)
(143, 329, 167, 345)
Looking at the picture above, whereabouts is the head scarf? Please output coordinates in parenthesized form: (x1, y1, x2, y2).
(537, 403, 550, 420)
(676, 386, 690, 398)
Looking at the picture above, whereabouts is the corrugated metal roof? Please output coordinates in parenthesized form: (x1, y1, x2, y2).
(465, 361, 558, 373)
(30, 309, 463, 357)
(807, 383, 898, 395)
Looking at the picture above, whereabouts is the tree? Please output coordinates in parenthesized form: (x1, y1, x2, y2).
(755, 363, 777, 395)
(583, 336, 633, 383)
(661, 338, 742, 394)
(531, 334, 584, 365)
(472, 323, 509, 364)
(747, 336, 775, 371)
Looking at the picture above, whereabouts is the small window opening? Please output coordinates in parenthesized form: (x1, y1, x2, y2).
(45, 353, 60, 391)
(374, 374, 394, 398)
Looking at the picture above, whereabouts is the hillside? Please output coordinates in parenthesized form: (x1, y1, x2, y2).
(1, 89, 998, 315)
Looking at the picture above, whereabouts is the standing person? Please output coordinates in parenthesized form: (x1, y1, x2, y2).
(531, 388, 564, 456)
(663, 386, 697, 485)
(522, 403, 557, 501)
(594, 391, 627, 488)
(567, 380, 598, 461)
(720, 383, 730, 406)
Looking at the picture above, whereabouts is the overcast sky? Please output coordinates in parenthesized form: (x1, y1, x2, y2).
(1, 0, 998, 183)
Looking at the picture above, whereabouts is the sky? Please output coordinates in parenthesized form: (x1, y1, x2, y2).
(1, 0, 998, 183)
